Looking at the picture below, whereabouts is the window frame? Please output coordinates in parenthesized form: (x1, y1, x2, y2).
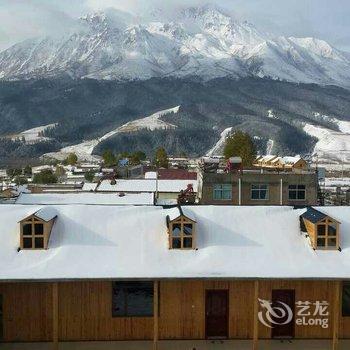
(20, 217, 47, 250)
(111, 281, 154, 318)
(288, 184, 306, 201)
(315, 218, 339, 250)
(251, 183, 269, 201)
(213, 184, 232, 201)
(168, 216, 196, 250)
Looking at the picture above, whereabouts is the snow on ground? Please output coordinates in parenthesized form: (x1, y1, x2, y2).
(44, 106, 180, 161)
(313, 112, 350, 134)
(12, 123, 57, 143)
(206, 127, 232, 156)
(303, 123, 350, 169)
(323, 177, 350, 190)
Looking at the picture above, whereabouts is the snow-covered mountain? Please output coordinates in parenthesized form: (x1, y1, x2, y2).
(1, 5, 350, 86)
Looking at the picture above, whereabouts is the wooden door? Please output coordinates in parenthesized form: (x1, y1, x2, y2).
(271, 289, 295, 339)
(205, 290, 229, 338)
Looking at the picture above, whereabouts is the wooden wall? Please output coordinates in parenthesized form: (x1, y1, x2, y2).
(58, 282, 153, 341)
(0, 283, 53, 342)
(257, 280, 335, 339)
(1, 279, 350, 342)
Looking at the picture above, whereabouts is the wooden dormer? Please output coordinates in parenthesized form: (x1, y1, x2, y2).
(19, 208, 57, 250)
(301, 207, 340, 250)
(166, 206, 196, 249)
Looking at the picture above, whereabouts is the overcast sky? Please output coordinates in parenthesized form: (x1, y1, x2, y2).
(1, 0, 350, 51)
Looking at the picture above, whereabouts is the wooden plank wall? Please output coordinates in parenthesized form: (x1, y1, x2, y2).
(159, 280, 255, 339)
(1, 279, 350, 342)
(258, 280, 335, 339)
(58, 282, 153, 341)
(0, 283, 53, 342)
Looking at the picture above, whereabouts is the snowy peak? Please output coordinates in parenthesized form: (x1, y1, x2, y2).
(0, 5, 350, 86)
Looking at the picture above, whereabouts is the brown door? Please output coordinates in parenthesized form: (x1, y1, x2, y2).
(205, 290, 229, 338)
(271, 289, 295, 339)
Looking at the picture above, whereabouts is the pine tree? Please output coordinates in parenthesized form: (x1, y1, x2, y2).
(155, 147, 169, 168)
(223, 131, 257, 166)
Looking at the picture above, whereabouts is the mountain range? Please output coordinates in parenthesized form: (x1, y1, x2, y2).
(0, 4, 350, 168)
(1, 5, 350, 87)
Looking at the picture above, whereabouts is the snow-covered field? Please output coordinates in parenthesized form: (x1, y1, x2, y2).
(303, 112, 350, 170)
(12, 123, 57, 143)
(304, 122, 350, 169)
(44, 106, 180, 161)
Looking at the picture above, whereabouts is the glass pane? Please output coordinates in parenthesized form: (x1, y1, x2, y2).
(183, 237, 193, 248)
(328, 223, 337, 236)
(183, 224, 192, 235)
(127, 284, 153, 316)
(35, 223, 44, 235)
(289, 190, 297, 200)
(298, 185, 306, 190)
(23, 224, 32, 236)
(172, 224, 181, 237)
(317, 225, 326, 236)
(317, 238, 326, 247)
(23, 237, 32, 249)
(260, 190, 268, 199)
(35, 237, 44, 249)
(172, 238, 181, 249)
(222, 189, 232, 200)
(328, 238, 337, 247)
(289, 185, 297, 190)
(112, 283, 126, 316)
(251, 190, 259, 200)
(342, 283, 350, 316)
(297, 190, 306, 200)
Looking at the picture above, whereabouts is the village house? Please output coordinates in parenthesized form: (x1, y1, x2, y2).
(198, 158, 318, 206)
(254, 155, 309, 172)
(0, 204, 349, 350)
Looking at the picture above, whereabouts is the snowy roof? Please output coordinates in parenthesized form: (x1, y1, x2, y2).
(2, 205, 350, 280)
(15, 192, 154, 206)
(21, 207, 57, 222)
(82, 182, 98, 191)
(97, 179, 198, 193)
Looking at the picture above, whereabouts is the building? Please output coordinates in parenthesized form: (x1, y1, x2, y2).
(254, 155, 309, 172)
(95, 178, 198, 204)
(0, 205, 349, 349)
(199, 168, 318, 206)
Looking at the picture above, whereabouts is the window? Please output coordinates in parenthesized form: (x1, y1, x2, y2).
(21, 218, 46, 249)
(169, 219, 195, 249)
(342, 282, 350, 317)
(112, 282, 153, 317)
(316, 219, 338, 249)
(251, 184, 269, 200)
(213, 184, 232, 200)
(288, 184, 306, 200)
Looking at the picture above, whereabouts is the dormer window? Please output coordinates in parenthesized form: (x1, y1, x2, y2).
(166, 206, 196, 249)
(19, 208, 57, 250)
(301, 207, 340, 250)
